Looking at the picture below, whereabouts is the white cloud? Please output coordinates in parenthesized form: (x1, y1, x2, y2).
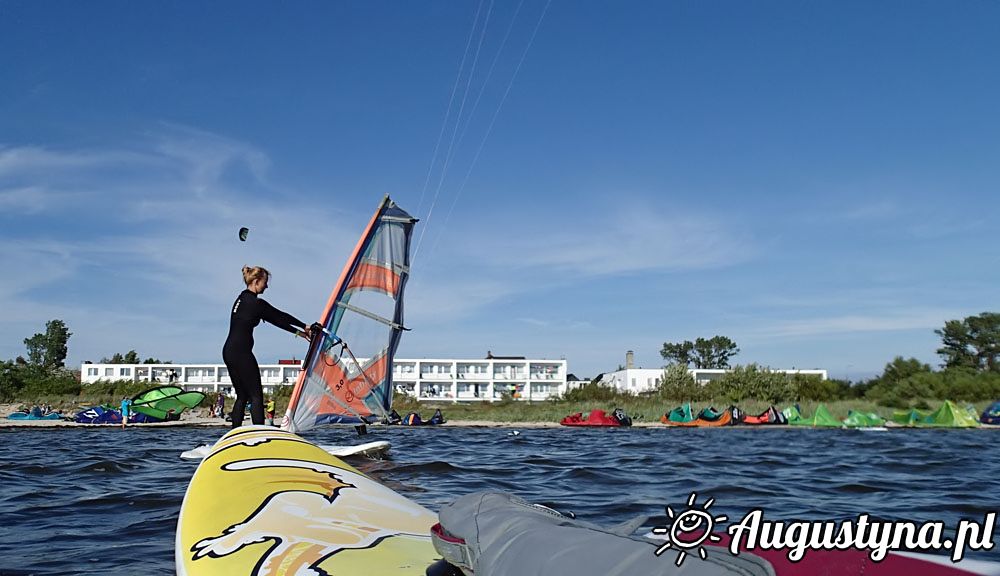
(0, 145, 157, 178)
(841, 199, 901, 221)
(402, 199, 754, 331)
(405, 275, 518, 326)
(0, 239, 76, 299)
(150, 124, 274, 198)
(0, 130, 376, 365)
(742, 308, 961, 340)
(0, 186, 57, 214)
(466, 205, 751, 276)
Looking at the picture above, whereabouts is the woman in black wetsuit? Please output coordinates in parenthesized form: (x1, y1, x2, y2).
(224, 266, 310, 428)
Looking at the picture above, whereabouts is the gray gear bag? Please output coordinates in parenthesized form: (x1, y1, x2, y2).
(433, 492, 775, 576)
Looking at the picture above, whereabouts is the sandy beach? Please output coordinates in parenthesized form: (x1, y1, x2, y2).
(0, 415, 623, 429)
(0, 402, 662, 428)
(0, 414, 226, 428)
(5, 403, 998, 429)
(4, 413, 997, 429)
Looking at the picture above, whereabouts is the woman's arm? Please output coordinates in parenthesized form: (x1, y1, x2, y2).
(258, 298, 307, 335)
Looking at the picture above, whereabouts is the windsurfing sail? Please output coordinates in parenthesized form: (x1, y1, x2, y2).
(282, 195, 417, 432)
(131, 386, 206, 420)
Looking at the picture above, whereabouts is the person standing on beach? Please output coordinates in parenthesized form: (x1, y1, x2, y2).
(265, 397, 276, 426)
(120, 397, 131, 429)
(224, 266, 311, 428)
(215, 393, 225, 419)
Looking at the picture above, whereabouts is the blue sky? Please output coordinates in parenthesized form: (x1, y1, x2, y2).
(1, 1, 998, 380)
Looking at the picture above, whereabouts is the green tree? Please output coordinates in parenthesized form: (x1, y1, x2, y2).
(795, 375, 847, 402)
(660, 341, 694, 367)
(0, 360, 26, 402)
(661, 337, 740, 369)
(661, 336, 740, 368)
(23, 319, 72, 372)
(692, 336, 740, 369)
(935, 312, 1000, 371)
(716, 364, 794, 403)
(657, 363, 704, 401)
(864, 357, 934, 406)
(562, 381, 632, 403)
(20, 373, 81, 396)
(100, 350, 144, 364)
(882, 356, 932, 382)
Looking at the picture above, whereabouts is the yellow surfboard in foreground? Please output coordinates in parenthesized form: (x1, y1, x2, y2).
(176, 426, 439, 575)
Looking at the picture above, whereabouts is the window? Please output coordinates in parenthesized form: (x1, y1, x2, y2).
(87, 368, 98, 376)
(120, 368, 131, 377)
(105, 368, 114, 377)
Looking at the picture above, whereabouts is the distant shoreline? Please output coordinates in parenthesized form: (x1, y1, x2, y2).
(2, 416, 998, 430)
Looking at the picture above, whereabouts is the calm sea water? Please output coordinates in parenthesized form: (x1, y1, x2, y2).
(1, 425, 999, 574)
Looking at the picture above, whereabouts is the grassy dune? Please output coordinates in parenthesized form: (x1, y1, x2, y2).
(392, 397, 994, 423)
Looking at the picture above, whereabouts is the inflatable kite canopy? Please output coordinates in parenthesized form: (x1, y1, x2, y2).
(131, 386, 206, 420)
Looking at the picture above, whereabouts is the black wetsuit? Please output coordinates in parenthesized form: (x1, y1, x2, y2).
(223, 289, 306, 428)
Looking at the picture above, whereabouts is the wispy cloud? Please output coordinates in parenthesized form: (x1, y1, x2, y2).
(841, 199, 901, 221)
(0, 129, 373, 364)
(405, 198, 754, 329)
(0, 145, 157, 178)
(0, 239, 76, 299)
(0, 186, 57, 214)
(834, 193, 985, 240)
(742, 308, 961, 340)
(389, 197, 760, 353)
(150, 124, 273, 198)
(468, 204, 753, 277)
(405, 275, 519, 327)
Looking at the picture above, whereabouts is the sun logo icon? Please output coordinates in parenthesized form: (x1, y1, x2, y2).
(652, 492, 728, 566)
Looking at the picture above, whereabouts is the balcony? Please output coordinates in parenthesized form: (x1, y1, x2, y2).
(419, 373, 454, 380)
(456, 383, 488, 400)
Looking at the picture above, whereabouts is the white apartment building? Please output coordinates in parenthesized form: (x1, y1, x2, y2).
(80, 356, 827, 400)
(80, 357, 569, 402)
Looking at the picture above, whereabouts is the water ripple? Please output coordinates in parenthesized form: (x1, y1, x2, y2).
(1, 426, 999, 573)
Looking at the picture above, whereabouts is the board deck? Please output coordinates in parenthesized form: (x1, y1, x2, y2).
(180, 438, 391, 460)
(176, 426, 437, 575)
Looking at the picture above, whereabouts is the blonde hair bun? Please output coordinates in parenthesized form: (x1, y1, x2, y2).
(242, 265, 270, 287)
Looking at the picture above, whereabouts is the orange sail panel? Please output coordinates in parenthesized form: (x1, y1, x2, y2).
(314, 352, 389, 417)
(345, 262, 401, 296)
(282, 196, 417, 431)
